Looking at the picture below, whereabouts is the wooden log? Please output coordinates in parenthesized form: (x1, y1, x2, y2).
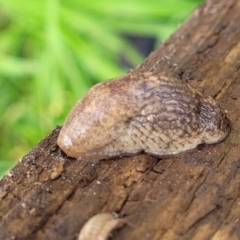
(1, 0, 240, 239)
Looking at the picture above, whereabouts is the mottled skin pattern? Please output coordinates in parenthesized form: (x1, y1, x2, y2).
(57, 72, 230, 161)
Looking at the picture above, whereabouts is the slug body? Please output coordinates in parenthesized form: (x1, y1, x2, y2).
(78, 213, 125, 240)
(57, 72, 230, 161)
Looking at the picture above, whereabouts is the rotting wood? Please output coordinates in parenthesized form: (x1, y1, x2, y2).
(1, 0, 240, 239)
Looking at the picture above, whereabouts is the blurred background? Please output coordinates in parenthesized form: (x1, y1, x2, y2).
(0, 0, 203, 176)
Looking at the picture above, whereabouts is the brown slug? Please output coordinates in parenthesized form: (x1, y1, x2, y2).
(57, 72, 230, 161)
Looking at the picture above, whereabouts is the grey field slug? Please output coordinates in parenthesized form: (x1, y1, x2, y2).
(57, 72, 230, 161)
(78, 213, 125, 240)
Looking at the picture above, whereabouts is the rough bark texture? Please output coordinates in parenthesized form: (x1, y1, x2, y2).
(1, 0, 240, 239)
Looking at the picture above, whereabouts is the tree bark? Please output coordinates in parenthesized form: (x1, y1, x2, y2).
(1, 0, 240, 239)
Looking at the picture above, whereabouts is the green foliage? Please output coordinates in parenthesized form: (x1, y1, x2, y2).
(0, 160, 15, 177)
(0, 0, 203, 176)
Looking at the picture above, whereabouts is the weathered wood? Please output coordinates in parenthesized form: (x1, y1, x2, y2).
(1, 0, 240, 239)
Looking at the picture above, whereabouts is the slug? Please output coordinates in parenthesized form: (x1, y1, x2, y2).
(57, 72, 230, 161)
(78, 212, 125, 240)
